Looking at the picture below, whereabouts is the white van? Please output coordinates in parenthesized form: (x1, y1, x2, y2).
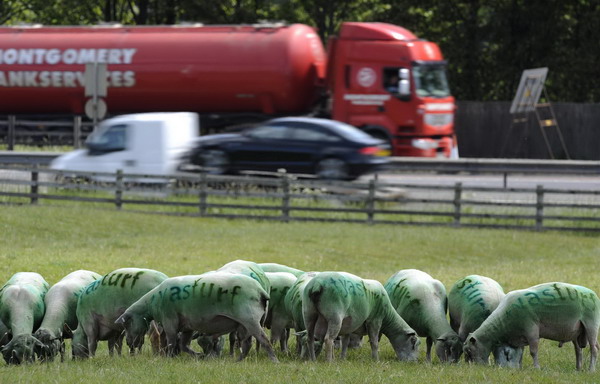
(50, 112, 199, 181)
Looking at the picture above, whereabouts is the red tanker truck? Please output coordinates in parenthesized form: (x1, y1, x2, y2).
(0, 22, 456, 157)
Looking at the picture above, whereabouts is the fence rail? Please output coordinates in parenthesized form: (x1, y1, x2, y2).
(0, 165, 599, 232)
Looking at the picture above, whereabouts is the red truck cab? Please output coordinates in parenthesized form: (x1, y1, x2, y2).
(327, 22, 456, 157)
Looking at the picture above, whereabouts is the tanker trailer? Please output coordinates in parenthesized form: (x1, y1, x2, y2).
(0, 22, 456, 157)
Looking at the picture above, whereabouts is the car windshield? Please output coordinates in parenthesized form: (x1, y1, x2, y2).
(413, 64, 450, 98)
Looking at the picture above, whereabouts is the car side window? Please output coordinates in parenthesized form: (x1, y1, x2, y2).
(289, 126, 341, 142)
(246, 124, 289, 140)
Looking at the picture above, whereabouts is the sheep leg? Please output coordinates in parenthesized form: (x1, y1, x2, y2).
(425, 337, 433, 362)
(324, 318, 342, 362)
(574, 340, 583, 371)
(367, 325, 380, 361)
(529, 339, 540, 368)
(179, 331, 200, 357)
(340, 335, 350, 360)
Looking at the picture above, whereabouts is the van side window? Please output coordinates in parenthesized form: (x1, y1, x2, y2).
(87, 124, 127, 155)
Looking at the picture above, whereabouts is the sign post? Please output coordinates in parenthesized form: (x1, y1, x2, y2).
(84, 63, 108, 128)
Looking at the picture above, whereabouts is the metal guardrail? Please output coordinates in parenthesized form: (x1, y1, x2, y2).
(1, 151, 600, 176)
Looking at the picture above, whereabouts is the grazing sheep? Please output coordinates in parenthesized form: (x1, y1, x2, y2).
(284, 271, 319, 357)
(259, 263, 305, 278)
(264, 271, 297, 353)
(116, 272, 279, 362)
(463, 282, 600, 371)
(0, 272, 50, 364)
(34, 270, 102, 362)
(72, 268, 168, 358)
(303, 271, 420, 362)
(216, 260, 271, 355)
(384, 269, 462, 363)
(447, 274, 522, 366)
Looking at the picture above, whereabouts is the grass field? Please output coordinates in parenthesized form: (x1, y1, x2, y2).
(0, 204, 599, 383)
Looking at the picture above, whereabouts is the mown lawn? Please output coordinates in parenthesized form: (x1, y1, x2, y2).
(0, 204, 599, 383)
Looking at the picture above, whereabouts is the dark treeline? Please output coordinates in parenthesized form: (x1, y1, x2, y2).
(2, 0, 599, 103)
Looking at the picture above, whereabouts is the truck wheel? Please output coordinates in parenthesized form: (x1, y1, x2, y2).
(315, 158, 349, 180)
(200, 149, 229, 174)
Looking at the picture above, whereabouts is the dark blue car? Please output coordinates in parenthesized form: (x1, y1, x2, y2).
(180, 117, 390, 180)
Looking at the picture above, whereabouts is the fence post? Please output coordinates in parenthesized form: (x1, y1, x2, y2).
(115, 169, 123, 210)
(281, 174, 290, 222)
(535, 184, 544, 231)
(367, 178, 376, 224)
(7, 115, 16, 150)
(30, 164, 39, 205)
(453, 182, 462, 227)
(198, 171, 207, 216)
(73, 115, 82, 149)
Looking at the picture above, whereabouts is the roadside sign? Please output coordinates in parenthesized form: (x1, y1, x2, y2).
(510, 68, 548, 114)
(85, 98, 107, 120)
(84, 63, 108, 97)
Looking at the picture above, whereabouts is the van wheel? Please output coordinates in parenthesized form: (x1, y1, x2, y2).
(316, 158, 349, 180)
(200, 149, 229, 175)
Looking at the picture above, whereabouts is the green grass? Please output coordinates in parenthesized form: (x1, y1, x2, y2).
(0, 204, 599, 383)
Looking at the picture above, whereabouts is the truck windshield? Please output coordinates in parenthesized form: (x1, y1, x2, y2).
(413, 64, 450, 98)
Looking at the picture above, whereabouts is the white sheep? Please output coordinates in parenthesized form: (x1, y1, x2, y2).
(71, 267, 168, 358)
(0, 272, 49, 364)
(384, 269, 462, 362)
(303, 271, 420, 362)
(463, 282, 600, 371)
(33, 270, 101, 362)
(116, 272, 279, 362)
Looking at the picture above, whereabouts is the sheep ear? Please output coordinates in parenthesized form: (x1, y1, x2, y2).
(437, 337, 446, 342)
(32, 336, 44, 348)
(115, 314, 129, 325)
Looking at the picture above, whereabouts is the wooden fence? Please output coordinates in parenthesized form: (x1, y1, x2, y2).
(0, 166, 599, 232)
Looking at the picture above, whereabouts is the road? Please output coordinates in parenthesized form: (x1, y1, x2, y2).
(362, 172, 600, 191)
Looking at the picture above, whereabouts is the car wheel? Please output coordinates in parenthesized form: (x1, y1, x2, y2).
(199, 149, 230, 175)
(315, 158, 349, 180)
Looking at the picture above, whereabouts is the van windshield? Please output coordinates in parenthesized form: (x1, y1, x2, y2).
(413, 64, 450, 98)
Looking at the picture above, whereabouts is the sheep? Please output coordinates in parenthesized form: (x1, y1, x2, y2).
(259, 263, 305, 278)
(33, 270, 102, 362)
(384, 269, 462, 363)
(447, 274, 522, 366)
(264, 271, 297, 353)
(284, 271, 318, 357)
(463, 282, 600, 371)
(115, 272, 279, 362)
(0, 272, 50, 364)
(71, 267, 168, 358)
(216, 260, 271, 355)
(303, 271, 420, 362)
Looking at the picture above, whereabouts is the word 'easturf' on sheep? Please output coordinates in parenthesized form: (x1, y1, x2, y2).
(463, 282, 600, 371)
(116, 272, 279, 362)
(71, 268, 168, 358)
